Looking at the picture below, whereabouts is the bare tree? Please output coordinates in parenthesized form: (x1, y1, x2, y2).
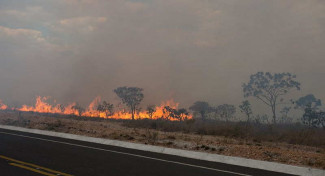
(114, 86, 144, 120)
(243, 72, 300, 124)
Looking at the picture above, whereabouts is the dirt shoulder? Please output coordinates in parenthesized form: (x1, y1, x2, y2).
(0, 111, 324, 169)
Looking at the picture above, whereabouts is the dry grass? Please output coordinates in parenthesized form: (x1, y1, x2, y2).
(0, 110, 324, 169)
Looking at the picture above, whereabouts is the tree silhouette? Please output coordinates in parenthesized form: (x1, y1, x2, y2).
(216, 104, 236, 122)
(97, 101, 114, 117)
(114, 86, 144, 120)
(294, 94, 322, 110)
(243, 72, 300, 124)
(189, 101, 210, 120)
(239, 100, 252, 123)
(146, 105, 156, 119)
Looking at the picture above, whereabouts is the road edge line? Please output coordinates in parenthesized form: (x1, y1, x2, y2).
(0, 125, 324, 176)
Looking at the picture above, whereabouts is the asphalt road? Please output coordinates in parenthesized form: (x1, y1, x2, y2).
(0, 128, 296, 176)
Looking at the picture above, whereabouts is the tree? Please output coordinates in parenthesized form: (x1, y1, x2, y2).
(189, 101, 210, 120)
(254, 114, 271, 124)
(162, 106, 189, 121)
(216, 104, 236, 122)
(97, 101, 114, 117)
(279, 106, 292, 124)
(114, 86, 144, 120)
(318, 112, 325, 129)
(243, 72, 300, 124)
(302, 104, 325, 128)
(72, 104, 85, 116)
(239, 100, 252, 123)
(146, 105, 156, 119)
(294, 94, 322, 110)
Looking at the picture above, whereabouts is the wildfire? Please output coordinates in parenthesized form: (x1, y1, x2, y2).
(0, 100, 7, 110)
(0, 96, 192, 120)
(19, 97, 63, 113)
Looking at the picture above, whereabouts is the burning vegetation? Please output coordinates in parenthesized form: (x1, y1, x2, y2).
(0, 72, 324, 128)
(0, 73, 324, 169)
(0, 100, 7, 110)
(0, 87, 192, 121)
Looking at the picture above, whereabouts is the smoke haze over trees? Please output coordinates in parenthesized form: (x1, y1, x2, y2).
(1, 1, 325, 171)
(0, 0, 324, 116)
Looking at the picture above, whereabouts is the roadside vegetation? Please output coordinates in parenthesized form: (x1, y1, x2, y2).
(0, 72, 324, 169)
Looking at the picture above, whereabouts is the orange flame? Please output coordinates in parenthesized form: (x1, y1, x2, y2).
(63, 103, 79, 116)
(18, 96, 62, 113)
(0, 100, 8, 110)
(14, 96, 192, 120)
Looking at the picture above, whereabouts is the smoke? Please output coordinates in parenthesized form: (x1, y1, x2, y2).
(0, 0, 324, 110)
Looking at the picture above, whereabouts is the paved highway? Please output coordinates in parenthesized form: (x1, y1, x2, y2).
(0, 128, 296, 176)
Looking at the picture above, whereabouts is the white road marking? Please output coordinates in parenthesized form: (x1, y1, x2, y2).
(0, 131, 252, 176)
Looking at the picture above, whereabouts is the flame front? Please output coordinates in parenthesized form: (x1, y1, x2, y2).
(0, 100, 7, 110)
(4, 96, 192, 120)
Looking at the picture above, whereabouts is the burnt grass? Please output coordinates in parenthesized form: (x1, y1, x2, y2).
(122, 119, 325, 148)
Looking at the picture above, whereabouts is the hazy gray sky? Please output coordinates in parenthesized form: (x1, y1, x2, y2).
(0, 0, 324, 111)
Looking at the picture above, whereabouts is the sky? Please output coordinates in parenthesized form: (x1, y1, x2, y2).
(0, 0, 324, 114)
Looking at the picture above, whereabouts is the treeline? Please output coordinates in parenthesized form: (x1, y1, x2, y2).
(60, 72, 325, 128)
(188, 72, 324, 129)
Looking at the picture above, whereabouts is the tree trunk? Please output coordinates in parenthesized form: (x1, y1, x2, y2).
(246, 114, 250, 128)
(271, 104, 276, 124)
(131, 107, 135, 120)
(245, 114, 250, 142)
(200, 112, 205, 121)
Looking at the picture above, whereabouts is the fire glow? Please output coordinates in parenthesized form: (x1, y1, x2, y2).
(0, 96, 192, 121)
(0, 100, 7, 110)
